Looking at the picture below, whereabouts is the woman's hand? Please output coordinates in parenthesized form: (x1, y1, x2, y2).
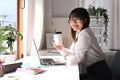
(52, 41, 63, 51)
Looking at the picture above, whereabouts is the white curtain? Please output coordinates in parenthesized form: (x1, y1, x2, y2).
(23, 0, 44, 56)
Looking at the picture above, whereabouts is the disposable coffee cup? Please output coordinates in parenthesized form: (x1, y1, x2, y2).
(53, 32, 63, 46)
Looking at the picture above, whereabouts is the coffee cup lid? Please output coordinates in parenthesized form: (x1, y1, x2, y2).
(54, 31, 62, 34)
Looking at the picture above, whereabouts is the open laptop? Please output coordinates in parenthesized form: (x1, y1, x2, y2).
(33, 39, 66, 65)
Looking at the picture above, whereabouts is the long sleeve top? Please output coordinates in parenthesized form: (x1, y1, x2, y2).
(59, 27, 105, 67)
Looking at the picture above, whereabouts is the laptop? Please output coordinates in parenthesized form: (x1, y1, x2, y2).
(33, 39, 66, 65)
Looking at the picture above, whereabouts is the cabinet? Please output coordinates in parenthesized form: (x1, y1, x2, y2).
(90, 16, 104, 47)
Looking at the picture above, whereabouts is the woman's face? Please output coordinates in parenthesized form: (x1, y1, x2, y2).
(69, 18, 83, 32)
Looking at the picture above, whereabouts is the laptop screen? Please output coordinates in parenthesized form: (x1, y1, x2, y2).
(33, 39, 42, 65)
(33, 39, 66, 65)
(33, 39, 56, 65)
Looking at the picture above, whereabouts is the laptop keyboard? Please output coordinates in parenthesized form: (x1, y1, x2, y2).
(40, 58, 55, 65)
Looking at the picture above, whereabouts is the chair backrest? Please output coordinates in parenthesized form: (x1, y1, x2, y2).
(111, 50, 120, 80)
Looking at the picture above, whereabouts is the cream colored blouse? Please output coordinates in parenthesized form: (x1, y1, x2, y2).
(59, 28, 105, 67)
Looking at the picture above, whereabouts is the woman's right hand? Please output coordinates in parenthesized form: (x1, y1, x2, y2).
(52, 41, 63, 51)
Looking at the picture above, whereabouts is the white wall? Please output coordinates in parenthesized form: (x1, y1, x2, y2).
(44, 0, 78, 48)
(118, 0, 120, 48)
(52, 0, 78, 17)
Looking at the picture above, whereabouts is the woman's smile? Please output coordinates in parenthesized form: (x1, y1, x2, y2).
(72, 25, 79, 31)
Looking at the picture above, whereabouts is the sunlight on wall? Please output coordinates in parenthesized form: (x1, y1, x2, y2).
(23, 0, 28, 56)
(22, 0, 44, 56)
(30, 0, 44, 55)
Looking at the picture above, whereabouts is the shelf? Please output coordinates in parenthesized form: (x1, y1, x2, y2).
(90, 17, 104, 48)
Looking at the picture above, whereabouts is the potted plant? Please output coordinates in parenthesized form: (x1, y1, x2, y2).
(0, 26, 23, 55)
(87, 5, 109, 45)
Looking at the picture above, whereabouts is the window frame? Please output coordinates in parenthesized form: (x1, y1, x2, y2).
(17, 0, 23, 59)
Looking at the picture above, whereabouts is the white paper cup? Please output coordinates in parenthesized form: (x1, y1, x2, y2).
(53, 32, 63, 46)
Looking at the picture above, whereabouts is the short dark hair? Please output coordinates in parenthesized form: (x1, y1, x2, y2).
(69, 7, 90, 42)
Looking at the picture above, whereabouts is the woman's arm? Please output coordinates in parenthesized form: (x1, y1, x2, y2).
(53, 31, 91, 64)
(61, 32, 91, 64)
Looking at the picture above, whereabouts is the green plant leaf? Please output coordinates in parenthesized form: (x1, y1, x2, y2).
(87, 5, 109, 45)
(0, 26, 23, 54)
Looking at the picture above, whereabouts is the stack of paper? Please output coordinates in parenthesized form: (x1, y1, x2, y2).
(16, 68, 44, 75)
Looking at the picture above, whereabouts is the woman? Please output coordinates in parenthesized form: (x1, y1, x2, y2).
(53, 7, 112, 80)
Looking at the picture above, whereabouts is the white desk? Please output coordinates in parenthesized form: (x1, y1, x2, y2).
(0, 56, 80, 80)
(0, 65, 79, 80)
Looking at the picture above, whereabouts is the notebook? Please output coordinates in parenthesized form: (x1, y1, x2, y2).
(33, 39, 66, 65)
(2, 62, 22, 74)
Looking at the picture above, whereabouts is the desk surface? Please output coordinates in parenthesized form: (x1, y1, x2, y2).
(0, 65, 79, 80)
(0, 56, 80, 80)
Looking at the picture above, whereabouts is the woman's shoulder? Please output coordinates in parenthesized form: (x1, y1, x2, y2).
(79, 28, 92, 36)
(76, 28, 91, 40)
(84, 27, 93, 32)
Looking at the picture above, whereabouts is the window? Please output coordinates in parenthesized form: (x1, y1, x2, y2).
(0, 0, 23, 60)
(0, 0, 16, 27)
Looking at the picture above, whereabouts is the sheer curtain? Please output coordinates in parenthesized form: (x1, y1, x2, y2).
(23, 0, 44, 56)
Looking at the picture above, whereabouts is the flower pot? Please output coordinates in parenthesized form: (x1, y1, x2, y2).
(0, 53, 16, 63)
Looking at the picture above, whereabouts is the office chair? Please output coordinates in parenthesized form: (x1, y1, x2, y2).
(111, 50, 120, 80)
